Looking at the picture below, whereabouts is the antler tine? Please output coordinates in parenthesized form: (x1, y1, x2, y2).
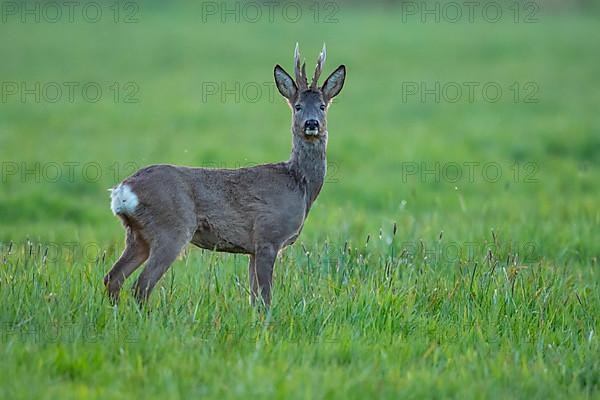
(294, 43, 307, 89)
(301, 62, 307, 86)
(294, 42, 300, 67)
(311, 43, 326, 89)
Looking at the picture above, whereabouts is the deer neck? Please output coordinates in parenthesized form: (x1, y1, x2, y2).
(288, 133, 328, 209)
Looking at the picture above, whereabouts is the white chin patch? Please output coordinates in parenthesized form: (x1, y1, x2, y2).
(305, 129, 319, 136)
(110, 184, 139, 215)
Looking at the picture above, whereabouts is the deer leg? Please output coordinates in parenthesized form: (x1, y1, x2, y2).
(104, 228, 149, 302)
(248, 255, 256, 304)
(133, 236, 189, 304)
(250, 244, 278, 307)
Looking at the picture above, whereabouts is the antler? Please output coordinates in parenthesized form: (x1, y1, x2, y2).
(294, 43, 308, 89)
(310, 43, 326, 89)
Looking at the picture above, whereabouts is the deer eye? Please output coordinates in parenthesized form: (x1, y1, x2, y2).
(320, 104, 326, 111)
(294, 104, 302, 111)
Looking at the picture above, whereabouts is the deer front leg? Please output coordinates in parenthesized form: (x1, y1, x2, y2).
(249, 244, 278, 307)
(247, 255, 256, 304)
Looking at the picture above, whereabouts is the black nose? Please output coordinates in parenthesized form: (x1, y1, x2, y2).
(305, 120, 319, 130)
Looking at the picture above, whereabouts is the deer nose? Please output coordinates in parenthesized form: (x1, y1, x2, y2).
(305, 120, 319, 130)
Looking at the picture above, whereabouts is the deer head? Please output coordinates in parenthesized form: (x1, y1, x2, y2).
(274, 43, 346, 140)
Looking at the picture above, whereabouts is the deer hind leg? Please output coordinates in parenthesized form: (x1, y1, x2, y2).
(132, 232, 190, 304)
(249, 244, 278, 307)
(104, 226, 149, 302)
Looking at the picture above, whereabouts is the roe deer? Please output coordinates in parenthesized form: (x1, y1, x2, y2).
(105, 44, 346, 306)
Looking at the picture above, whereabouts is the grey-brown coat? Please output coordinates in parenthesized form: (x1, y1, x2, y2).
(104, 44, 346, 306)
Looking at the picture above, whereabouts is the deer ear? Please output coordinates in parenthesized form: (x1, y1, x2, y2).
(274, 65, 297, 101)
(321, 65, 346, 102)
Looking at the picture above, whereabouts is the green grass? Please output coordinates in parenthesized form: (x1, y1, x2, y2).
(1, 2, 599, 398)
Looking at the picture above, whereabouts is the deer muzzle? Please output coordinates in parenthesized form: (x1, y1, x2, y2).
(304, 119, 320, 136)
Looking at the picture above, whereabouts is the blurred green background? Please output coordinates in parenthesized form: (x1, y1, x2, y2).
(0, 0, 599, 398)
(1, 1, 598, 256)
(1, 1, 599, 255)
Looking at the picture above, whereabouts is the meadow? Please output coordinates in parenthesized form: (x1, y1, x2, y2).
(0, 1, 599, 398)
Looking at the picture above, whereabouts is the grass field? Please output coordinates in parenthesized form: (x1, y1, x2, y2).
(1, 1, 599, 398)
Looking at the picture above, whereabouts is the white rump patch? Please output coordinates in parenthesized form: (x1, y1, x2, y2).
(109, 184, 139, 215)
